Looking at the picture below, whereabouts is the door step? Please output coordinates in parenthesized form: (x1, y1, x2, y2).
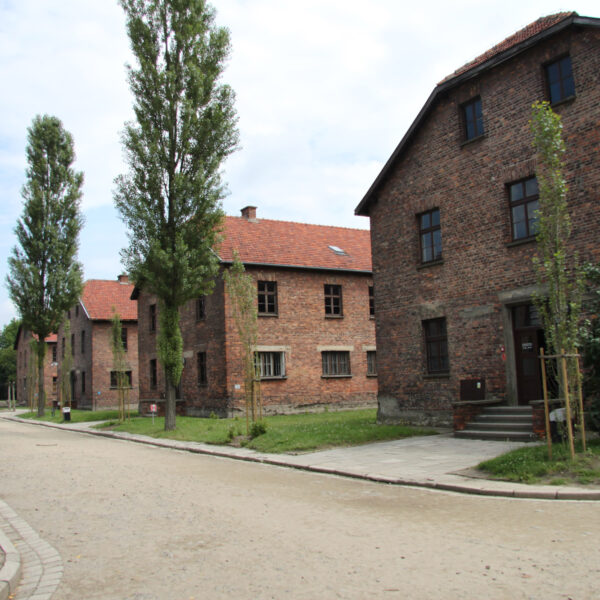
(454, 406, 537, 442)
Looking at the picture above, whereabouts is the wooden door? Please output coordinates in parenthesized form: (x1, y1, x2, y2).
(512, 304, 544, 404)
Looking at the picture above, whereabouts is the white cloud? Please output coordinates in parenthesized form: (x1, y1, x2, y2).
(1, 0, 599, 323)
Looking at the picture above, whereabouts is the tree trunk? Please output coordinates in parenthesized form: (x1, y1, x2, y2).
(165, 379, 177, 430)
(36, 342, 45, 417)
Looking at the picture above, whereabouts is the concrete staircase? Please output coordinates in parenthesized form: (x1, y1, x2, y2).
(454, 406, 537, 442)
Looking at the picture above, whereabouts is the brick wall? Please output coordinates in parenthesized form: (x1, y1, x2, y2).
(56, 304, 139, 410)
(137, 266, 377, 416)
(367, 26, 600, 426)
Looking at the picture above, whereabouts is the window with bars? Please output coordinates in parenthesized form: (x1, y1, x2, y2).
(369, 286, 375, 317)
(121, 327, 128, 351)
(462, 97, 484, 141)
(197, 352, 207, 385)
(509, 176, 539, 241)
(257, 281, 278, 315)
(71, 333, 75, 356)
(81, 371, 86, 394)
(322, 351, 351, 377)
(546, 55, 575, 104)
(195, 297, 206, 321)
(324, 284, 343, 317)
(366, 351, 377, 376)
(255, 351, 285, 379)
(419, 209, 442, 264)
(110, 370, 132, 388)
(81, 330, 85, 354)
(423, 318, 449, 374)
(51, 344, 57, 363)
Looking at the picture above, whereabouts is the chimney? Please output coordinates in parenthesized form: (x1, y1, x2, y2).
(118, 274, 129, 284)
(240, 206, 257, 221)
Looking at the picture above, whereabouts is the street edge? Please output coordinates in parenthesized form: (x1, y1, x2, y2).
(0, 520, 22, 600)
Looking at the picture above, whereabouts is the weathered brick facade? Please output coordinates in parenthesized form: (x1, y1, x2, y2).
(137, 210, 377, 416)
(356, 14, 600, 426)
(56, 276, 139, 410)
(14, 328, 57, 406)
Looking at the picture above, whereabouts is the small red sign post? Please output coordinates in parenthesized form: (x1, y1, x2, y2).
(150, 403, 157, 424)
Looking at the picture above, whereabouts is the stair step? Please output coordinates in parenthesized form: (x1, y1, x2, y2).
(475, 415, 533, 424)
(482, 406, 532, 414)
(465, 422, 533, 432)
(454, 429, 537, 442)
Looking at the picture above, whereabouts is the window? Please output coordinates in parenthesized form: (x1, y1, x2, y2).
(121, 327, 128, 351)
(369, 286, 375, 317)
(546, 56, 575, 104)
(367, 351, 377, 376)
(324, 284, 343, 317)
(257, 281, 277, 315)
(110, 370, 132, 388)
(81, 371, 86, 394)
(462, 97, 484, 140)
(197, 352, 207, 385)
(149, 304, 156, 332)
(509, 177, 539, 241)
(81, 330, 85, 354)
(419, 209, 442, 263)
(255, 351, 285, 379)
(71, 333, 74, 356)
(195, 297, 206, 321)
(51, 344, 57, 363)
(322, 351, 351, 377)
(150, 359, 157, 389)
(52, 376, 58, 395)
(423, 318, 449, 374)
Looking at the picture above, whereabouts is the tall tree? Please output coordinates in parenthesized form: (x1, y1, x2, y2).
(0, 319, 20, 395)
(115, 0, 239, 430)
(6, 115, 84, 417)
(110, 311, 129, 422)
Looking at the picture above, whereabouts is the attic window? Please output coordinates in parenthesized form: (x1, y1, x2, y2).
(328, 245, 347, 256)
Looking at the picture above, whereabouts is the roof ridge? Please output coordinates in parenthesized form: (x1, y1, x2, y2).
(225, 214, 370, 234)
(438, 12, 576, 84)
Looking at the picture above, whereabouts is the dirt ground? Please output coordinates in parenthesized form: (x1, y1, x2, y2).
(1, 418, 599, 600)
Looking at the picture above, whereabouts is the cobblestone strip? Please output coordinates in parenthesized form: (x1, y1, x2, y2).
(0, 500, 62, 600)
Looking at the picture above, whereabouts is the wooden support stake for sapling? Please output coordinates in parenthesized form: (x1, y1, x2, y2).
(540, 348, 552, 460)
(560, 350, 576, 460)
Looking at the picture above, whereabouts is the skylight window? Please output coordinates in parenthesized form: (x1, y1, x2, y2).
(328, 245, 347, 256)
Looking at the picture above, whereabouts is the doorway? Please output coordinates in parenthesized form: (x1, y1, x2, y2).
(512, 304, 545, 404)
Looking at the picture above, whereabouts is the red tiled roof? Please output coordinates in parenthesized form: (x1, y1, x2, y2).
(45, 333, 57, 343)
(439, 12, 575, 84)
(81, 279, 138, 321)
(218, 216, 372, 272)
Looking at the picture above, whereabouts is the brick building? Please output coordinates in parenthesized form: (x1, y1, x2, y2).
(355, 13, 600, 426)
(135, 207, 376, 416)
(56, 275, 138, 410)
(14, 328, 58, 406)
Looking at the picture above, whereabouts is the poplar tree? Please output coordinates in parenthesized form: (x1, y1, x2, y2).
(115, 0, 239, 430)
(7, 115, 84, 417)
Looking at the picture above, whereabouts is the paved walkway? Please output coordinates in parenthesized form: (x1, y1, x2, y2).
(1, 412, 599, 599)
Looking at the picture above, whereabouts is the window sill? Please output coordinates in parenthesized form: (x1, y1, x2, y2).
(460, 133, 485, 147)
(366, 373, 378, 378)
(417, 259, 444, 270)
(506, 237, 536, 248)
(321, 374, 352, 379)
(258, 313, 278, 318)
(197, 382, 208, 387)
(423, 373, 450, 379)
(325, 315, 344, 319)
(260, 376, 287, 381)
(110, 386, 134, 390)
(550, 95, 575, 108)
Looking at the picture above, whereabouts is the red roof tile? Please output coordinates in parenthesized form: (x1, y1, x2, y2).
(218, 215, 372, 272)
(45, 333, 57, 343)
(439, 12, 575, 84)
(81, 279, 138, 321)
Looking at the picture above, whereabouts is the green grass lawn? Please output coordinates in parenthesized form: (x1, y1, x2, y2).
(478, 438, 600, 485)
(94, 409, 438, 454)
(20, 409, 139, 424)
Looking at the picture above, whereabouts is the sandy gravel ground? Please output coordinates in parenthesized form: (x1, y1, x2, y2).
(0, 418, 599, 600)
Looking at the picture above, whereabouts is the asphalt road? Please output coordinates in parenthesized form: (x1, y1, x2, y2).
(1, 419, 599, 599)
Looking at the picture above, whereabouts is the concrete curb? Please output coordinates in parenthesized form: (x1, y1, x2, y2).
(4, 415, 600, 501)
(0, 528, 22, 600)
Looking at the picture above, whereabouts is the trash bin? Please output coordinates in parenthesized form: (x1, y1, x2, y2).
(62, 406, 71, 422)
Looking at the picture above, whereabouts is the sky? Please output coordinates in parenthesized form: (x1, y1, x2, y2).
(1, 0, 598, 326)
